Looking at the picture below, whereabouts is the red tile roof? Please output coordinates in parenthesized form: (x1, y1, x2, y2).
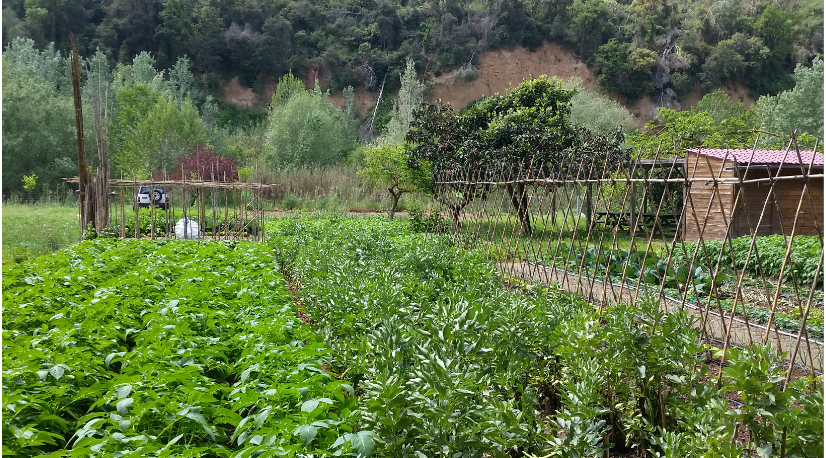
(686, 148, 824, 166)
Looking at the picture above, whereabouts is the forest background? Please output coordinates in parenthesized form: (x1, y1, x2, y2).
(2, 0, 824, 208)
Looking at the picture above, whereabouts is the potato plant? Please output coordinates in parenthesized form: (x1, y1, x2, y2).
(2, 239, 368, 457)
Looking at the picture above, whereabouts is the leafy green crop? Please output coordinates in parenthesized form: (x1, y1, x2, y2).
(673, 235, 823, 288)
(2, 239, 368, 457)
(267, 215, 823, 457)
(553, 240, 824, 338)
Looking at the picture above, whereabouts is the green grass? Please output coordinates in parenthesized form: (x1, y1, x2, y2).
(452, 213, 672, 262)
(2, 204, 79, 265)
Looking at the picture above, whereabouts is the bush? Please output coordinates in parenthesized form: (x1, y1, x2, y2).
(265, 87, 356, 168)
(455, 63, 479, 83)
(112, 208, 170, 237)
(281, 193, 301, 210)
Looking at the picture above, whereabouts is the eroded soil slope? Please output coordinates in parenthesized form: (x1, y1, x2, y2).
(222, 41, 755, 127)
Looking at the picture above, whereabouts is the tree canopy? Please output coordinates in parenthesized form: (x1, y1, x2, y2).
(2, 0, 820, 103)
(264, 81, 357, 168)
(407, 77, 625, 179)
(406, 76, 627, 234)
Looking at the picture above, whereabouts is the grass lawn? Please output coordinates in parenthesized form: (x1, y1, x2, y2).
(2, 204, 80, 265)
(454, 212, 673, 262)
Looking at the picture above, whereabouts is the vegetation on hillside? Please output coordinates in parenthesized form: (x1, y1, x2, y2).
(1, 29, 822, 201)
(2, 0, 822, 102)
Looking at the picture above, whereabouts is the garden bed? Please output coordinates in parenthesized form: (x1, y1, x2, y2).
(2, 239, 365, 457)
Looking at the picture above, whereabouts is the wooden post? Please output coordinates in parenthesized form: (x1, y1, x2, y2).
(150, 175, 155, 240)
(629, 182, 637, 235)
(183, 173, 188, 239)
(134, 179, 139, 239)
(212, 189, 216, 238)
(585, 183, 593, 229)
(119, 187, 125, 238)
(90, 59, 111, 232)
(70, 33, 93, 235)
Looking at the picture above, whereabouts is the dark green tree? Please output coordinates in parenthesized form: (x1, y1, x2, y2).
(566, 0, 615, 61)
(407, 77, 626, 234)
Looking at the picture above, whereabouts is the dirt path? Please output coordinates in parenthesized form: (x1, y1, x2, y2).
(502, 261, 823, 371)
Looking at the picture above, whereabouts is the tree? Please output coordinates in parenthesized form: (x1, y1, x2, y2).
(628, 93, 760, 158)
(700, 39, 747, 90)
(264, 84, 357, 168)
(595, 39, 652, 101)
(113, 85, 206, 176)
(568, 85, 637, 135)
(566, 0, 615, 61)
(359, 143, 430, 219)
(758, 57, 824, 149)
(1, 37, 95, 194)
(382, 57, 425, 144)
(175, 144, 238, 181)
(407, 77, 626, 234)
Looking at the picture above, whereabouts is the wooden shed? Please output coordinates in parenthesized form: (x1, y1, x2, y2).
(683, 148, 824, 242)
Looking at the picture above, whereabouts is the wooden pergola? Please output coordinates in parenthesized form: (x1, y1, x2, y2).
(64, 177, 278, 242)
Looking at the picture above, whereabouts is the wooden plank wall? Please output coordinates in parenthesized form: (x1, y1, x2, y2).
(683, 154, 736, 242)
(732, 167, 824, 238)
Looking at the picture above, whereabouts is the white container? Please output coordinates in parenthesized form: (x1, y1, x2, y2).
(174, 218, 200, 239)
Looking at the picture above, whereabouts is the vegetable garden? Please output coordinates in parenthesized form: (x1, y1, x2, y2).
(4, 215, 822, 457)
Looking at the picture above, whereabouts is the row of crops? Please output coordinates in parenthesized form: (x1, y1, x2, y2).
(551, 234, 824, 339)
(3, 216, 823, 457)
(2, 240, 366, 457)
(269, 216, 822, 457)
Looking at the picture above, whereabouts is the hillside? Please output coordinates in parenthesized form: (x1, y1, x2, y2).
(221, 41, 756, 127)
(3, 0, 821, 118)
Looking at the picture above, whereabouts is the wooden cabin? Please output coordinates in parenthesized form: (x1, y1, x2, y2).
(683, 148, 824, 242)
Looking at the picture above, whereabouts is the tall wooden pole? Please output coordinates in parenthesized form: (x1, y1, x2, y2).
(70, 33, 92, 235)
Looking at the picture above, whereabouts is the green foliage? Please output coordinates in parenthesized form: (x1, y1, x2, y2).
(267, 215, 823, 457)
(22, 174, 38, 192)
(628, 90, 760, 157)
(595, 39, 652, 101)
(2, 0, 820, 108)
(381, 57, 424, 144)
(673, 235, 824, 288)
(2, 37, 95, 194)
(114, 87, 206, 177)
(568, 85, 637, 135)
(272, 72, 306, 106)
(2, 239, 367, 457)
(758, 57, 824, 148)
(359, 142, 430, 218)
(566, 0, 616, 61)
(111, 53, 208, 178)
(265, 86, 356, 168)
(1, 204, 78, 265)
(408, 76, 581, 173)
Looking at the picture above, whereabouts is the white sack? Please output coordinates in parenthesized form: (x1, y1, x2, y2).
(174, 218, 200, 239)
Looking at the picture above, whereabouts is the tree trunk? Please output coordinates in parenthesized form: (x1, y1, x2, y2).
(506, 183, 532, 236)
(451, 205, 461, 232)
(388, 189, 400, 220)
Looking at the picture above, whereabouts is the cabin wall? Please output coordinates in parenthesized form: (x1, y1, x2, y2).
(731, 167, 824, 237)
(683, 153, 736, 242)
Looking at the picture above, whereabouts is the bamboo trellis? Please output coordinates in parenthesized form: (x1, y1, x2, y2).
(63, 176, 278, 242)
(423, 137, 824, 381)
